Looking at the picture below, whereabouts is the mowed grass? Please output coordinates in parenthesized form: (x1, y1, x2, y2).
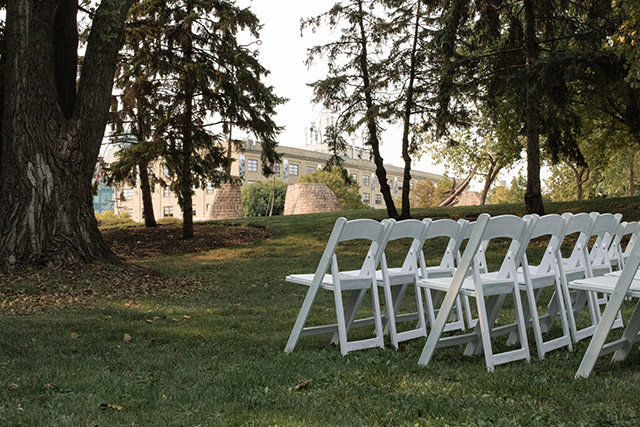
(2, 197, 640, 425)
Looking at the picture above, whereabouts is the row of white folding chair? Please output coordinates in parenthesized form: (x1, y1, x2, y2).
(284, 216, 476, 355)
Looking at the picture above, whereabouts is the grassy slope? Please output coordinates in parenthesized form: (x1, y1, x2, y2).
(1, 198, 640, 425)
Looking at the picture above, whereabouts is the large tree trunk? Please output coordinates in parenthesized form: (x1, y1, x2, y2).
(523, 0, 545, 215)
(356, 0, 398, 218)
(0, 0, 133, 270)
(138, 161, 157, 227)
(399, 0, 422, 220)
(180, 1, 195, 239)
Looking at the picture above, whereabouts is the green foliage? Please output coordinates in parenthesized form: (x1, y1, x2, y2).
(241, 180, 287, 217)
(94, 210, 135, 227)
(433, 176, 454, 206)
(488, 174, 527, 205)
(410, 179, 436, 208)
(299, 168, 364, 210)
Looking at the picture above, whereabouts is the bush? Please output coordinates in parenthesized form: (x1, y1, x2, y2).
(242, 180, 288, 217)
(299, 168, 364, 210)
(95, 210, 135, 227)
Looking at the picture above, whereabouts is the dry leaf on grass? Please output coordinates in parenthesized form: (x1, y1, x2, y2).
(123, 333, 132, 342)
(294, 380, 310, 391)
(99, 403, 123, 411)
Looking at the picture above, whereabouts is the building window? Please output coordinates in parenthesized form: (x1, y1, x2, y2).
(192, 209, 197, 216)
(363, 175, 370, 186)
(272, 162, 280, 174)
(290, 164, 299, 176)
(247, 180, 257, 184)
(206, 183, 215, 194)
(163, 187, 174, 197)
(398, 181, 403, 190)
(163, 206, 174, 217)
(123, 208, 133, 218)
(375, 194, 382, 205)
(163, 166, 170, 178)
(363, 193, 370, 203)
(247, 159, 258, 172)
(206, 203, 210, 213)
(122, 188, 134, 200)
(352, 173, 357, 182)
(306, 166, 315, 174)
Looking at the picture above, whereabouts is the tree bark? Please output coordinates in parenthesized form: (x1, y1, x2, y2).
(0, 0, 133, 270)
(138, 161, 157, 227)
(399, 0, 422, 220)
(479, 159, 501, 205)
(356, 0, 398, 218)
(523, 0, 545, 215)
(180, 2, 195, 239)
(629, 151, 635, 197)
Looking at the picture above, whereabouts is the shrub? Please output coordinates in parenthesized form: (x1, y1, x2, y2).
(299, 168, 364, 210)
(95, 210, 135, 227)
(242, 180, 288, 217)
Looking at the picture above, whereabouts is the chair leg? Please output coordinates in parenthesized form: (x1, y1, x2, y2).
(612, 300, 640, 362)
(474, 291, 496, 372)
(381, 281, 399, 349)
(333, 287, 350, 356)
(332, 289, 367, 345)
(511, 286, 531, 363)
(369, 281, 386, 350)
(285, 284, 321, 353)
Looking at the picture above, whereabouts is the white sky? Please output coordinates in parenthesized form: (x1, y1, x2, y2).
(242, 0, 451, 178)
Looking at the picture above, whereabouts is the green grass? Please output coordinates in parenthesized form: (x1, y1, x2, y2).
(2, 197, 640, 425)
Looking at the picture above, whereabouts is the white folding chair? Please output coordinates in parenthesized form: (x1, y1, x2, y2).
(376, 219, 430, 348)
(420, 218, 468, 332)
(571, 238, 640, 378)
(610, 221, 640, 270)
(507, 214, 573, 358)
(284, 217, 394, 355)
(417, 214, 532, 372)
(553, 212, 599, 342)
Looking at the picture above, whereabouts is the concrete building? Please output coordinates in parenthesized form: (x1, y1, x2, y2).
(112, 140, 444, 222)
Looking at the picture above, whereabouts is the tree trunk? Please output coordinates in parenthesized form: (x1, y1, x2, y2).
(523, 0, 545, 215)
(356, 0, 398, 218)
(479, 160, 500, 205)
(0, 0, 133, 270)
(181, 3, 195, 239)
(138, 161, 157, 227)
(629, 160, 635, 197)
(399, 0, 422, 220)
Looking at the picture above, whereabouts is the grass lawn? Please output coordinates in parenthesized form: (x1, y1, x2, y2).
(2, 197, 640, 425)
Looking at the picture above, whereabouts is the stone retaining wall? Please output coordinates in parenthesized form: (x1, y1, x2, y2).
(284, 183, 341, 215)
(205, 183, 242, 220)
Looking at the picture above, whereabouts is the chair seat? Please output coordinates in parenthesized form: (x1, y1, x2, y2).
(515, 267, 556, 289)
(286, 272, 375, 291)
(570, 276, 640, 298)
(418, 274, 516, 297)
(422, 266, 455, 278)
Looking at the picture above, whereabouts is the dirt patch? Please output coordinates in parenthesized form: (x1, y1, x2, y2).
(102, 223, 271, 260)
(0, 223, 271, 314)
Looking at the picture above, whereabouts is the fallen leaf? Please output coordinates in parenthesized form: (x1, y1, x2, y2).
(8, 383, 18, 390)
(294, 380, 310, 391)
(123, 333, 132, 342)
(70, 332, 80, 339)
(99, 403, 123, 411)
(145, 319, 152, 323)
(16, 405, 24, 412)
(183, 315, 191, 319)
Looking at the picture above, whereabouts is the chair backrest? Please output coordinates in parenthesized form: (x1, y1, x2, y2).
(420, 218, 465, 277)
(608, 221, 627, 267)
(525, 213, 567, 275)
(383, 218, 429, 273)
(560, 212, 596, 271)
(587, 213, 621, 275)
(317, 217, 394, 281)
(621, 221, 640, 259)
(478, 214, 536, 279)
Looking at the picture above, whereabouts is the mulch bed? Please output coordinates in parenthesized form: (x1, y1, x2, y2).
(0, 223, 271, 314)
(102, 223, 271, 260)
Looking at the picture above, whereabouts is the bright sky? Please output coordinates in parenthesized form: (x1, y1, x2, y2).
(241, 1, 451, 177)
